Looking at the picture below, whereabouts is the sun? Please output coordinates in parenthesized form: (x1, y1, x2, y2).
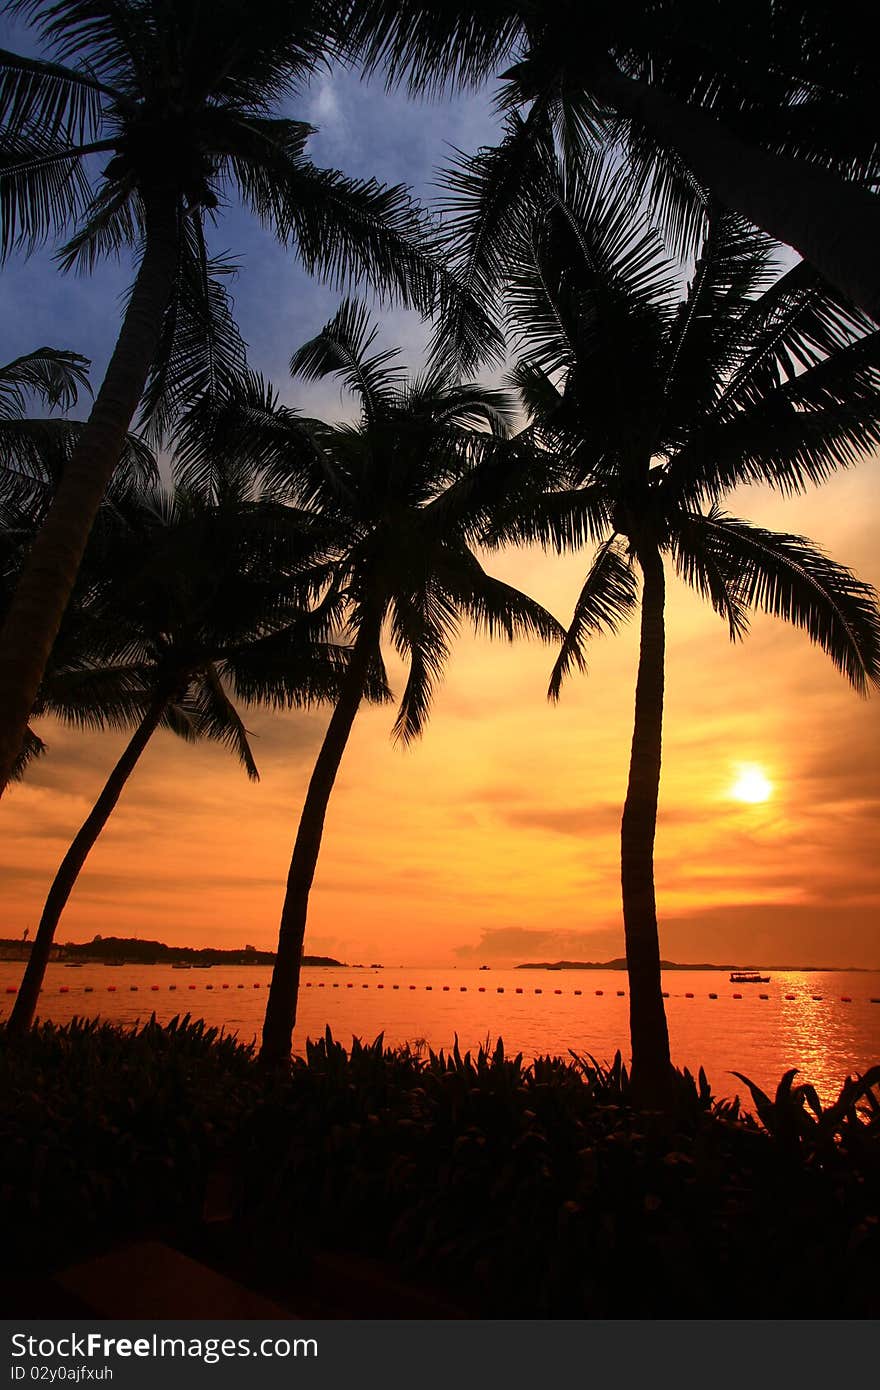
(730, 764, 773, 804)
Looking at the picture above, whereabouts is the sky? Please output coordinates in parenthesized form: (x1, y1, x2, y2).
(2, 20, 879, 969)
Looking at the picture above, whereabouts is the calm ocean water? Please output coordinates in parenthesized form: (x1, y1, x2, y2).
(3, 962, 879, 1104)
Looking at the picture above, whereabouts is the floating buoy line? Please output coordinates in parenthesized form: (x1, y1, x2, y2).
(3, 981, 878, 1002)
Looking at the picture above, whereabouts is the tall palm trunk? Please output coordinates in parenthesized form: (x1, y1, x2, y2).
(0, 194, 180, 798)
(261, 623, 377, 1066)
(6, 696, 167, 1037)
(593, 62, 880, 323)
(620, 542, 673, 1105)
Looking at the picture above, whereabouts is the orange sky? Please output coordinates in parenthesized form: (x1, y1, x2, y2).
(4, 465, 879, 969)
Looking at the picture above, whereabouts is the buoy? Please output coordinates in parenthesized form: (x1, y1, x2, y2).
(253, 983, 260, 989)
(363, 983, 369, 988)
(59, 986, 69, 994)
(442, 986, 449, 991)
(222, 984, 229, 990)
(169, 985, 177, 991)
(478, 986, 486, 992)
(574, 989, 582, 996)
(108, 986, 116, 992)
(733, 992, 742, 999)
(333, 983, 339, 988)
(841, 996, 852, 1002)
(685, 992, 694, 998)
(188, 985, 196, 990)
(409, 985, 416, 990)
(130, 985, 138, 992)
(759, 993, 769, 999)
(515, 987, 523, 993)
(709, 993, 717, 999)
(497, 987, 505, 993)
(662, 991, 669, 998)
(871, 998, 880, 1004)
(553, 989, 562, 995)
(785, 993, 796, 1000)
(812, 995, 823, 1000)
(85, 986, 93, 993)
(151, 985, 159, 992)
(392, 984, 399, 990)
(347, 984, 354, 989)
(460, 986, 467, 992)
(535, 988, 542, 995)
(426, 985, 432, 990)
(378, 984, 385, 989)
(617, 990, 625, 997)
(595, 990, 603, 996)
(237, 984, 244, 989)
(306, 982, 312, 988)
(205, 984, 213, 990)
(4, 986, 15, 993)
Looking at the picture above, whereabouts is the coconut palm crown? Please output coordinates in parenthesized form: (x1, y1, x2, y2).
(0, 0, 491, 795)
(349, 1, 880, 326)
(484, 165, 880, 1101)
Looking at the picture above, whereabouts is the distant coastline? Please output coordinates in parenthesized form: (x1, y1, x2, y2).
(0, 935, 343, 968)
(515, 958, 875, 972)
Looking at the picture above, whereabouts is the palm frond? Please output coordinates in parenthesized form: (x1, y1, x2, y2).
(669, 510, 750, 640)
(692, 511, 880, 693)
(0, 345, 91, 417)
(8, 723, 47, 782)
(190, 662, 260, 781)
(289, 298, 403, 421)
(549, 537, 639, 700)
(138, 215, 248, 446)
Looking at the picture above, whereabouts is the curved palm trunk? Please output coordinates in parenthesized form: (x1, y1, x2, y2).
(593, 62, 880, 324)
(6, 697, 167, 1037)
(261, 624, 377, 1066)
(620, 543, 673, 1106)
(0, 195, 180, 798)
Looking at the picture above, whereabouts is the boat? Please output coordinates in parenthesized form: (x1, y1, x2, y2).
(171, 963, 192, 970)
(191, 963, 213, 969)
(479, 965, 490, 971)
(64, 963, 84, 968)
(729, 971, 771, 983)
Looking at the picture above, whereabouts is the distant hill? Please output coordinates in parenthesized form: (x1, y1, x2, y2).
(515, 958, 869, 972)
(0, 936, 343, 967)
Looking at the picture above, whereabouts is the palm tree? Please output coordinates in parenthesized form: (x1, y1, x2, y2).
(5, 472, 358, 1036)
(0, 0, 487, 795)
(182, 300, 567, 1064)
(348, 2, 880, 331)
(485, 166, 880, 1103)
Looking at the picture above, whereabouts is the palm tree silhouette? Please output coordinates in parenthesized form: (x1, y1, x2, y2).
(0, 0, 480, 794)
(5, 471, 359, 1035)
(486, 166, 880, 1102)
(183, 299, 566, 1063)
(349, 3, 880, 326)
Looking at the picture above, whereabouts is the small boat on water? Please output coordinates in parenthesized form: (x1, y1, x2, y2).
(729, 971, 771, 983)
(191, 963, 213, 969)
(171, 964, 192, 970)
(64, 963, 84, 968)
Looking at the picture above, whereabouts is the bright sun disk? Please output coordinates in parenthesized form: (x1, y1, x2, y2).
(730, 765, 773, 804)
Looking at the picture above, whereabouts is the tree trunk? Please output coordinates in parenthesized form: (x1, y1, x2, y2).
(261, 624, 377, 1066)
(592, 61, 880, 324)
(0, 194, 180, 798)
(620, 542, 673, 1106)
(6, 697, 167, 1037)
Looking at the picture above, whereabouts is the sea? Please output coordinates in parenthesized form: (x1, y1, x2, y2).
(2, 962, 879, 1105)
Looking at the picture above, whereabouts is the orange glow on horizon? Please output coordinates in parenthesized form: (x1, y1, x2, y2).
(3, 470, 880, 970)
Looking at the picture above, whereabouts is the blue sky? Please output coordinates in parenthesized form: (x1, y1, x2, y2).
(0, 11, 503, 422)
